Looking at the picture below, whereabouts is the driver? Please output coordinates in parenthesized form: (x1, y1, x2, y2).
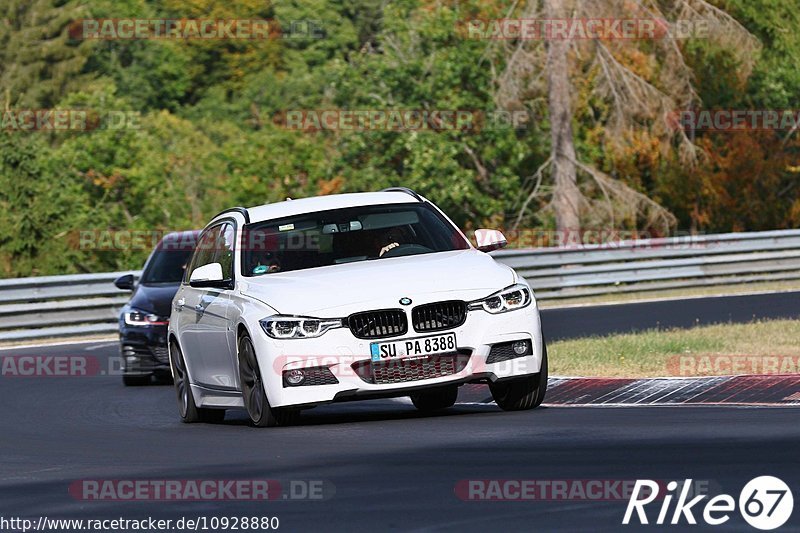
(377, 227, 410, 257)
(249, 252, 281, 275)
(379, 242, 399, 257)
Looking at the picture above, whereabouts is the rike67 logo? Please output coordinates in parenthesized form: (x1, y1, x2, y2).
(624, 477, 793, 530)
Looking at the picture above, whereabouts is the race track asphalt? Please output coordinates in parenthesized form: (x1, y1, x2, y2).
(0, 340, 798, 532)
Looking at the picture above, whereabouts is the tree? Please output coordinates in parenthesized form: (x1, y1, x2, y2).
(544, 0, 581, 233)
(323, 0, 530, 228)
(0, 0, 95, 108)
(0, 133, 88, 276)
(497, 0, 760, 234)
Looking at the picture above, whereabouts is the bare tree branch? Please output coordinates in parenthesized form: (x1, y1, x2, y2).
(573, 159, 677, 233)
(513, 156, 552, 230)
(494, 0, 757, 231)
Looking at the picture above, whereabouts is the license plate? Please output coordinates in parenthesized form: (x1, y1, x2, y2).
(370, 333, 457, 362)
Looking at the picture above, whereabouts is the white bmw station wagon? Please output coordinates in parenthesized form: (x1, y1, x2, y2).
(168, 188, 547, 427)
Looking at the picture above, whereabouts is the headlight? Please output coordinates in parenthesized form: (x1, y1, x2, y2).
(468, 284, 533, 314)
(124, 308, 169, 326)
(260, 316, 343, 339)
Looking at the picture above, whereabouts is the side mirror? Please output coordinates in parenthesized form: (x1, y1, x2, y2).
(474, 229, 508, 252)
(189, 263, 229, 288)
(114, 274, 135, 291)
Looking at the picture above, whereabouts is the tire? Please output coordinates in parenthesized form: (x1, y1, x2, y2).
(410, 385, 458, 412)
(489, 341, 548, 411)
(122, 374, 151, 386)
(237, 334, 299, 427)
(170, 340, 226, 424)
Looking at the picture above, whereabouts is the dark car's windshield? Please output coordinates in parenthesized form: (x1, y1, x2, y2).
(140, 246, 195, 284)
(242, 203, 469, 277)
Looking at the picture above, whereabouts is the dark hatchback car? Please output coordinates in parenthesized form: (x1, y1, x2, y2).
(114, 230, 200, 386)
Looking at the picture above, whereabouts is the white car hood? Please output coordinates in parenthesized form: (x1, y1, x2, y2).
(237, 249, 516, 316)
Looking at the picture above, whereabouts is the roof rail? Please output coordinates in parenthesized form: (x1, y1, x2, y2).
(212, 206, 251, 224)
(381, 187, 423, 202)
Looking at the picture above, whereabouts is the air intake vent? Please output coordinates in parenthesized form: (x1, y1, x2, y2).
(352, 353, 470, 384)
(486, 340, 532, 364)
(347, 309, 408, 339)
(412, 301, 467, 332)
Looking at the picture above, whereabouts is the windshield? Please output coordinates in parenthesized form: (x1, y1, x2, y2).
(141, 246, 195, 284)
(242, 202, 469, 276)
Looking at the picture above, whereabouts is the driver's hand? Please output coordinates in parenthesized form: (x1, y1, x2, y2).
(379, 242, 399, 257)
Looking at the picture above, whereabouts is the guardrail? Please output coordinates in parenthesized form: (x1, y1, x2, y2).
(0, 271, 141, 342)
(1, 229, 799, 342)
(497, 229, 800, 300)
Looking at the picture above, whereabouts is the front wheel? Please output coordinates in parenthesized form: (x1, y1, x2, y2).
(170, 341, 225, 424)
(237, 334, 299, 427)
(490, 342, 548, 411)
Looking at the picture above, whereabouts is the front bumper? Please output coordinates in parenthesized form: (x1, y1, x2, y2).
(119, 324, 171, 376)
(252, 303, 543, 408)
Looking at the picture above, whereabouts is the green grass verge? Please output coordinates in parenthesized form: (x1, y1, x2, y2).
(549, 319, 800, 378)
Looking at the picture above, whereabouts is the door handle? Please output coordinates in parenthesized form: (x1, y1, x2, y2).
(194, 304, 204, 312)
(174, 298, 185, 311)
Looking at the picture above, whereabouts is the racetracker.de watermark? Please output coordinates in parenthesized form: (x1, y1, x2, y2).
(1, 355, 110, 378)
(459, 18, 711, 40)
(455, 479, 712, 501)
(472, 228, 709, 250)
(68, 479, 334, 501)
(69, 19, 324, 40)
(275, 109, 530, 132)
(71, 228, 709, 253)
(669, 109, 800, 132)
(73, 229, 325, 252)
(667, 355, 800, 377)
(74, 230, 197, 252)
(274, 353, 535, 381)
(1, 109, 140, 132)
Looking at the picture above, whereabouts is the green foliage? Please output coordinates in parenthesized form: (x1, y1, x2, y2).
(721, 0, 800, 109)
(0, 0, 94, 108)
(0, 133, 88, 276)
(0, 0, 799, 276)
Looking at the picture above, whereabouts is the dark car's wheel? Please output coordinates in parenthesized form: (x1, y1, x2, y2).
(170, 340, 225, 423)
(410, 385, 458, 412)
(237, 334, 299, 427)
(490, 342, 548, 411)
(122, 374, 151, 386)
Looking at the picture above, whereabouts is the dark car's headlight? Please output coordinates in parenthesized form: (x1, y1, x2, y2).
(124, 308, 169, 326)
(260, 316, 343, 339)
(468, 284, 533, 314)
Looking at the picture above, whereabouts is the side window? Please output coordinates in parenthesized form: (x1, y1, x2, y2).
(215, 223, 235, 280)
(186, 225, 222, 282)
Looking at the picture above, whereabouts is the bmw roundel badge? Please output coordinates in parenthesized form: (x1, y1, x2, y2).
(399, 297, 412, 306)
